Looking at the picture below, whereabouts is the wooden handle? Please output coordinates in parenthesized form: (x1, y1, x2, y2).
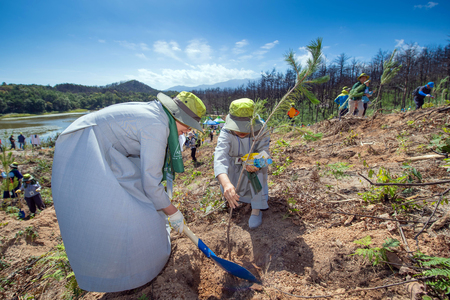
(183, 226, 199, 246)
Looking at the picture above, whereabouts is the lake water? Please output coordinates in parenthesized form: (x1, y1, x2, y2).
(0, 112, 88, 145)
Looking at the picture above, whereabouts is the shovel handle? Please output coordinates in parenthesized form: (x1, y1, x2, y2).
(183, 226, 199, 245)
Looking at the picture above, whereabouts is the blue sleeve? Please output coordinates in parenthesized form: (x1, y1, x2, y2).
(418, 90, 427, 96)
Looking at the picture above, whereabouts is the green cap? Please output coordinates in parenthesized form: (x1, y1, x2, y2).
(23, 173, 34, 181)
(223, 98, 263, 133)
(157, 91, 206, 133)
(9, 162, 19, 168)
(358, 73, 370, 80)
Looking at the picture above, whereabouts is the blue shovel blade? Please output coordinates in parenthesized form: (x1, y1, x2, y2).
(18, 210, 25, 219)
(211, 253, 261, 284)
(198, 238, 261, 284)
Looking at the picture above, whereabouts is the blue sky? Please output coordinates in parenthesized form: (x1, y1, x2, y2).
(0, 0, 448, 90)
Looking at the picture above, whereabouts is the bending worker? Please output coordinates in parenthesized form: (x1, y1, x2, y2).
(214, 99, 270, 229)
(52, 92, 206, 292)
(287, 103, 300, 124)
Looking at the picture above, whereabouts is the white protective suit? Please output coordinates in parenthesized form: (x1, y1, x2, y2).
(52, 101, 173, 292)
(214, 129, 270, 209)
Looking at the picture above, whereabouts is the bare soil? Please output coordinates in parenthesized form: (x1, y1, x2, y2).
(1, 107, 450, 299)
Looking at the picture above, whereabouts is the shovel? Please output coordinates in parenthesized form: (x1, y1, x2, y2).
(183, 226, 261, 284)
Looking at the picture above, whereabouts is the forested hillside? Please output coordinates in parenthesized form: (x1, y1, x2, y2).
(0, 80, 176, 114)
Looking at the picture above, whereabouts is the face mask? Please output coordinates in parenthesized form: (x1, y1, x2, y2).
(178, 134, 186, 152)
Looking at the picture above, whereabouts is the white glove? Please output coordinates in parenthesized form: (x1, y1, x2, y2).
(426, 94, 431, 97)
(168, 210, 185, 233)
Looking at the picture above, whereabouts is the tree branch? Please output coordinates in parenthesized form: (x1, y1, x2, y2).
(358, 172, 450, 186)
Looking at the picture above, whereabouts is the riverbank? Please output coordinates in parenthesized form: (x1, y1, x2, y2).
(0, 109, 89, 120)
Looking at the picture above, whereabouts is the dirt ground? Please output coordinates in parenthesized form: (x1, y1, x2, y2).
(1, 106, 450, 299)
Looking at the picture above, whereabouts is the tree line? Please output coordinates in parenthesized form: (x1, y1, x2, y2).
(194, 42, 450, 124)
(1, 41, 449, 123)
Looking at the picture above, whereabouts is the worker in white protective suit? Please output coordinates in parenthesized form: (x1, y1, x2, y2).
(51, 92, 206, 292)
(214, 98, 270, 229)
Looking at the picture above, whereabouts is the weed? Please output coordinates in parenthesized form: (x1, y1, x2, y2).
(199, 187, 223, 214)
(343, 130, 358, 146)
(351, 235, 400, 266)
(25, 226, 39, 241)
(428, 126, 450, 153)
(15, 230, 24, 239)
(6, 206, 20, 218)
(323, 162, 352, 180)
(359, 165, 424, 211)
(39, 243, 84, 299)
(396, 136, 411, 153)
(182, 170, 202, 186)
(358, 167, 407, 203)
(381, 124, 389, 129)
(406, 120, 416, 128)
(415, 253, 450, 296)
(0, 259, 10, 271)
(271, 157, 293, 176)
(302, 131, 323, 142)
(35, 159, 51, 174)
(138, 294, 149, 300)
(423, 102, 435, 108)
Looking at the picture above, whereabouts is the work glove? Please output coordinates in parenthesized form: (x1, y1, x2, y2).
(426, 94, 431, 97)
(168, 210, 185, 233)
(16, 190, 22, 194)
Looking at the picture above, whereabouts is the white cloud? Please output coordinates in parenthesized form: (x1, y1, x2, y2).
(127, 64, 257, 90)
(395, 39, 405, 48)
(233, 39, 249, 54)
(261, 40, 279, 50)
(115, 40, 149, 51)
(414, 1, 438, 8)
(395, 39, 425, 52)
(135, 53, 147, 60)
(185, 39, 212, 63)
(295, 46, 312, 66)
(115, 40, 137, 50)
(153, 40, 183, 61)
(98, 39, 106, 43)
(239, 55, 254, 61)
(140, 43, 149, 51)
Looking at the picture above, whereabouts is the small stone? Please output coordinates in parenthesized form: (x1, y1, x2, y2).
(250, 283, 264, 291)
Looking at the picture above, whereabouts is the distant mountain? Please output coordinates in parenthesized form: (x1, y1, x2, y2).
(54, 80, 159, 95)
(104, 80, 159, 94)
(165, 78, 255, 92)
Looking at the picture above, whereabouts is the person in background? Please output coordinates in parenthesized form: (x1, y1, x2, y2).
(361, 81, 373, 117)
(334, 86, 351, 119)
(51, 91, 206, 292)
(31, 134, 41, 148)
(188, 132, 198, 164)
(17, 174, 45, 214)
(348, 73, 370, 117)
(214, 98, 271, 229)
(414, 82, 434, 109)
(9, 135, 16, 150)
(287, 103, 300, 124)
(18, 132, 26, 150)
(8, 162, 23, 198)
(209, 127, 214, 142)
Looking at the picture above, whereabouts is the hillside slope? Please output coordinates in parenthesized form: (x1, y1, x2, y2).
(1, 106, 450, 299)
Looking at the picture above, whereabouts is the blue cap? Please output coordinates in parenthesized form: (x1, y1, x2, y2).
(427, 82, 434, 88)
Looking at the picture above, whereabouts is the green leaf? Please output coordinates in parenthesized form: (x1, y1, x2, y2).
(353, 235, 372, 246)
(382, 238, 400, 248)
